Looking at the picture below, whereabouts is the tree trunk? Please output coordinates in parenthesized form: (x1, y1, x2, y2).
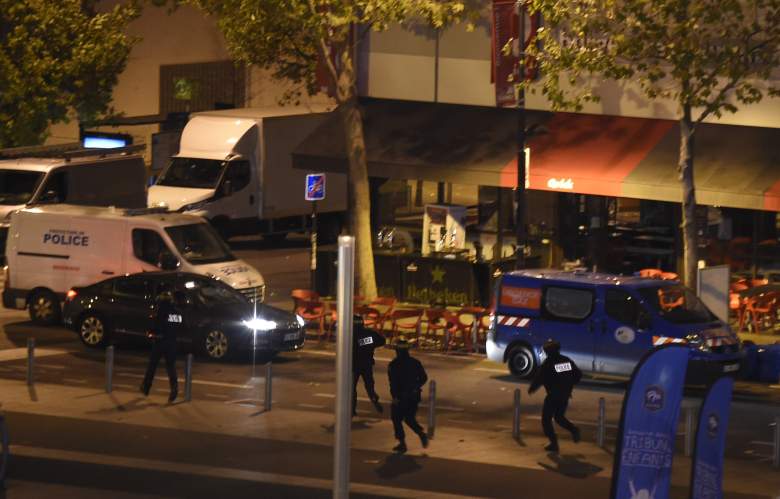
(678, 104, 698, 288)
(336, 52, 378, 300)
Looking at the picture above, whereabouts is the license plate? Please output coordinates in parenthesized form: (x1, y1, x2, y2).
(284, 332, 299, 342)
(723, 363, 739, 373)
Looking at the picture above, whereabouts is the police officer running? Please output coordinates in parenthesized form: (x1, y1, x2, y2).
(528, 339, 582, 453)
(388, 336, 429, 454)
(141, 287, 186, 403)
(352, 315, 386, 417)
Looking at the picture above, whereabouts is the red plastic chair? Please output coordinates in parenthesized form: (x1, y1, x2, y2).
(743, 291, 779, 334)
(639, 268, 663, 279)
(360, 297, 396, 332)
(423, 308, 454, 349)
(660, 272, 678, 281)
(388, 309, 424, 342)
(291, 289, 327, 338)
(444, 308, 485, 353)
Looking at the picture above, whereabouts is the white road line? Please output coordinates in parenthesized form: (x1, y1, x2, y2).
(769, 385, 780, 389)
(297, 403, 326, 409)
(63, 378, 88, 384)
(314, 392, 336, 398)
(472, 367, 507, 374)
(113, 383, 135, 390)
(39, 365, 66, 370)
(419, 404, 465, 412)
(313, 392, 464, 412)
(12, 445, 486, 499)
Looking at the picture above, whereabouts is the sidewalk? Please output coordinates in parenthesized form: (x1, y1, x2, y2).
(0, 378, 776, 498)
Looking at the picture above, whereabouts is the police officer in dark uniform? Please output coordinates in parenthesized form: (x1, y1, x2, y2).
(528, 339, 582, 452)
(352, 315, 386, 417)
(388, 336, 429, 454)
(140, 288, 186, 402)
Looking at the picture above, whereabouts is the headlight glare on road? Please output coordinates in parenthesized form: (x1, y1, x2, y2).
(243, 318, 277, 331)
(296, 314, 305, 327)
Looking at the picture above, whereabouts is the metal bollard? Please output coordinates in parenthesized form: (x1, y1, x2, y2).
(105, 345, 114, 393)
(0, 414, 8, 486)
(264, 361, 272, 412)
(26, 338, 34, 386)
(512, 388, 521, 439)
(773, 416, 780, 469)
(684, 406, 695, 457)
(597, 397, 606, 448)
(471, 320, 478, 353)
(428, 380, 436, 439)
(184, 353, 193, 402)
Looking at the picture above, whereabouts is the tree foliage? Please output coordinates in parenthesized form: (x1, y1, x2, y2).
(191, 0, 465, 298)
(0, 0, 139, 147)
(524, 0, 780, 285)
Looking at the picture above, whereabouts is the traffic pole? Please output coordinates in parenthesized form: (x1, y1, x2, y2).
(333, 236, 354, 499)
(427, 380, 437, 439)
(512, 388, 521, 440)
(264, 361, 272, 412)
(773, 416, 780, 469)
(184, 353, 193, 402)
(105, 345, 114, 393)
(310, 200, 318, 291)
(596, 397, 606, 448)
(26, 338, 34, 386)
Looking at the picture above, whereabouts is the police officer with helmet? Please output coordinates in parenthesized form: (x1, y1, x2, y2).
(388, 336, 429, 454)
(528, 339, 582, 452)
(352, 314, 386, 416)
(141, 286, 186, 403)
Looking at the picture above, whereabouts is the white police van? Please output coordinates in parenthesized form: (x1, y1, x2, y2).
(3, 205, 265, 324)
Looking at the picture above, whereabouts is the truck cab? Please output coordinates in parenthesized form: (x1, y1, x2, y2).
(487, 270, 743, 382)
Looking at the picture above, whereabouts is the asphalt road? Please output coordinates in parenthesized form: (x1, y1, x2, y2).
(0, 238, 777, 496)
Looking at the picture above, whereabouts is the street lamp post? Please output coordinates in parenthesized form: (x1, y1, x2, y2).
(515, 0, 527, 271)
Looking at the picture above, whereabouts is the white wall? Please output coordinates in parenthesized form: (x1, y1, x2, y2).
(365, 20, 780, 128)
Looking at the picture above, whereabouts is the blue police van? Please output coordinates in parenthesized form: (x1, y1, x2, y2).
(486, 270, 743, 381)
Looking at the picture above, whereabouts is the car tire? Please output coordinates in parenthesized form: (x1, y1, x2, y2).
(79, 314, 108, 348)
(29, 290, 61, 326)
(508, 345, 537, 379)
(202, 329, 232, 360)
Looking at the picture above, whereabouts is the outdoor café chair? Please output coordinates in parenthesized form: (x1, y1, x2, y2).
(291, 289, 327, 339)
(423, 308, 454, 349)
(388, 309, 424, 342)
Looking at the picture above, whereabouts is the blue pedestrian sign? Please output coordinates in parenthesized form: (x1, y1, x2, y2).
(305, 173, 326, 201)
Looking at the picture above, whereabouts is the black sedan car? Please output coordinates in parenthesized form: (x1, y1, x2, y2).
(62, 271, 305, 360)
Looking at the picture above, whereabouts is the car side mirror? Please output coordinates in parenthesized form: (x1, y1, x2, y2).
(219, 180, 233, 197)
(158, 253, 180, 271)
(39, 190, 59, 203)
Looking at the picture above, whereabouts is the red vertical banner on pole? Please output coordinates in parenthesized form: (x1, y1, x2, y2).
(491, 0, 518, 107)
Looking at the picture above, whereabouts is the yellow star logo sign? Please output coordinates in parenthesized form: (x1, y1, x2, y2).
(431, 265, 446, 284)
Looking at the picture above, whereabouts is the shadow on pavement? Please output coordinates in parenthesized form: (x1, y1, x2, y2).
(374, 453, 424, 479)
(538, 453, 604, 479)
(321, 419, 382, 433)
(27, 384, 37, 402)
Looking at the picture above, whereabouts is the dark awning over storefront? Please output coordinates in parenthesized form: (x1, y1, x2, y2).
(293, 98, 780, 211)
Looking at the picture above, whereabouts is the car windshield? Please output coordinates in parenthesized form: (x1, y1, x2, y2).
(156, 158, 225, 189)
(165, 223, 236, 265)
(638, 285, 716, 324)
(184, 278, 245, 307)
(0, 170, 43, 205)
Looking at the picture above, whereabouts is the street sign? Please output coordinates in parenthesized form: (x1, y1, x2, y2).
(305, 173, 326, 201)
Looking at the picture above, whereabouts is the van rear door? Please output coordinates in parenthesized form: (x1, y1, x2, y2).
(66, 216, 126, 289)
(537, 284, 597, 372)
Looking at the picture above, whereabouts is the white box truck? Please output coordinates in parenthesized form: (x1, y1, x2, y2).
(148, 106, 347, 240)
(3, 205, 265, 324)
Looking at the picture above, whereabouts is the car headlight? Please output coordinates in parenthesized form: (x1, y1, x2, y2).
(296, 314, 305, 327)
(243, 318, 277, 331)
(686, 334, 710, 352)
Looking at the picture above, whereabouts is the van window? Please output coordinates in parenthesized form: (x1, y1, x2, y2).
(224, 160, 250, 192)
(132, 229, 171, 266)
(544, 287, 593, 321)
(114, 278, 150, 299)
(0, 170, 43, 205)
(605, 289, 641, 327)
(39, 171, 68, 203)
(157, 158, 225, 189)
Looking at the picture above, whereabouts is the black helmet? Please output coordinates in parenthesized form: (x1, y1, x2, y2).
(353, 314, 364, 328)
(543, 338, 561, 355)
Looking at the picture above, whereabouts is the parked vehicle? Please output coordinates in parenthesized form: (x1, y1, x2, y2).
(63, 272, 304, 360)
(487, 270, 743, 382)
(3, 205, 264, 325)
(148, 106, 346, 241)
(0, 144, 147, 263)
